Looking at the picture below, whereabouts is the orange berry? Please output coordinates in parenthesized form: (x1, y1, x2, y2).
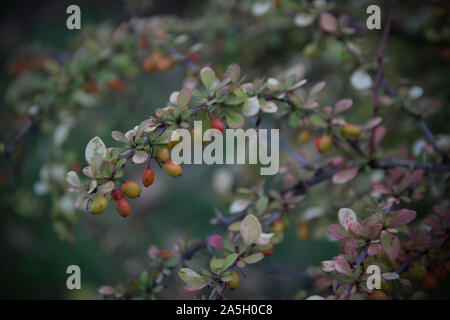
(298, 130, 310, 143)
(164, 160, 182, 177)
(409, 262, 427, 281)
(142, 168, 155, 187)
(159, 250, 174, 258)
(368, 290, 389, 300)
(155, 148, 169, 162)
(122, 180, 141, 198)
(137, 34, 148, 48)
(261, 246, 274, 256)
(85, 80, 98, 93)
(189, 53, 199, 63)
(116, 199, 131, 217)
(315, 135, 332, 153)
(342, 124, 361, 138)
(157, 56, 174, 71)
(444, 260, 450, 273)
(272, 218, 284, 232)
(143, 56, 157, 72)
(107, 77, 124, 92)
(423, 273, 438, 292)
(296, 221, 310, 240)
(433, 266, 447, 282)
(228, 270, 239, 289)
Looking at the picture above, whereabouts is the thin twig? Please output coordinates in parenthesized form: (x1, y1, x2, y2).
(4, 118, 34, 157)
(279, 140, 315, 170)
(344, 244, 369, 300)
(370, 0, 397, 154)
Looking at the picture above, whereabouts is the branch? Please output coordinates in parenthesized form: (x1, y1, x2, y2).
(279, 139, 315, 170)
(370, 0, 397, 154)
(4, 118, 34, 157)
(344, 244, 369, 300)
(375, 158, 450, 172)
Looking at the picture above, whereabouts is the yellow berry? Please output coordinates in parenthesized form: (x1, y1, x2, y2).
(90, 196, 108, 214)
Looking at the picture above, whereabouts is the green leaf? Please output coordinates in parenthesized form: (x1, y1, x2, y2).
(228, 221, 241, 232)
(310, 114, 327, 127)
(223, 239, 235, 252)
(164, 257, 180, 268)
(154, 131, 172, 144)
(233, 88, 248, 99)
(289, 113, 300, 128)
(241, 253, 264, 264)
(85, 136, 107, 171)
(210, 258, 224, 273)
(111, 131, 128, 143)
(226, 111, 244, 128)
(227, 64, 241, 84)
(178, 268, 207, 288)
(256, 196, 269, 215)
(240, 214, 262, 245)
(177, 88, 192, 112)
(200, 67, 215, 91)
(220, 272, 235, 282)
(222, 253, 239, 271)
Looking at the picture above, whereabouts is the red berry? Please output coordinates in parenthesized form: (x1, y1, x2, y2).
(210, 117, 225, 132)
(142, 168, 155, 187)
(111, 188, 124, 201)
(107, 77, 124, 92)
(261, 246, 274, 256)
(423, 273, 438, 292)
(444, 260, 450, 273)
(116, 199, 131, 217)
(433, 266, 447, 282)
(189, 53, 199, 63)
(367, 290, 389, 300)
(315, 135, 332, 153)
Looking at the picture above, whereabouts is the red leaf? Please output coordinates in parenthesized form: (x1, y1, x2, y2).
(208, 234, 224, 249)
(373, 126, 386, 147)
(332, 167, 359, 184)
(348, 221, 367, 238)
(398, 278, 412, 286)
(410, 170, 423, 186)
(390, 209, 417, 226)
(368, 223, 382, 239)
(328, 224, 348, 239)
(433, 205, 450, 217)
(333, 255, 352, 275)
(421, 216, 440, 229)
(368, 243, 382, 256)
(390, 169, 404, 184)
(371, 183, 391, 194)
(411, 231, 431, 251)
(334, 98, 353, 114)
(344, 237, 357, 258)
(381, 231, 400, 264)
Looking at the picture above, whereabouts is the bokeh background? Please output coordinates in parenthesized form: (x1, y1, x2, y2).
(0, 0, 449, 299)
